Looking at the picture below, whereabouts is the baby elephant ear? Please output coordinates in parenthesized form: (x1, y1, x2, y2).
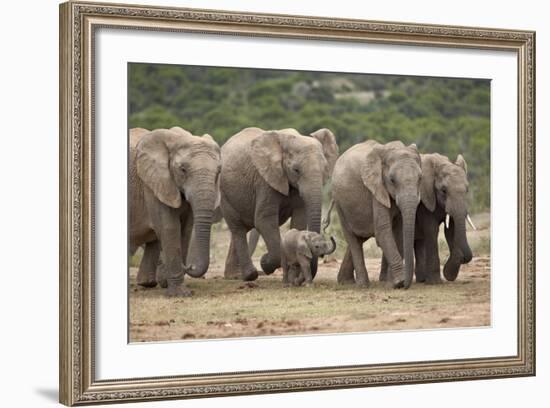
(310, 128, 339, 176)
(361, 145, 391, 208)
(297, 232, 313, 259)
(250, 131, 289, 196)
(136, 129, 182, 209)
(420, 154, 436, 212)
(455, 154, 468, 174)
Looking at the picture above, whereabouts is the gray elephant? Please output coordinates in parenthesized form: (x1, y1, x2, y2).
(382, 153, 474, 283)
(129, 127, 221, 297)
(220, 127, 338, 281)
(332, 140, 422, 289)
(280, 229, 337, 287)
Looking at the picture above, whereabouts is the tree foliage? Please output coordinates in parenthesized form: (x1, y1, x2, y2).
(129, 63, 490, 212)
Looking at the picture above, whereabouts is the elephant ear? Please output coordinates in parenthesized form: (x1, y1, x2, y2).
(136, 129, 182, 208)
(361, 145, 391, 208)
(420, 154, 437, 212)
(297, 232, 314, 259)
(455, 154, 468, 174)
(250, 131, 289, 196)
(310, 128, 339, 176)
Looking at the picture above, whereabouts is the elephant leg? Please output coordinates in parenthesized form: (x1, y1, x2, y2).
(282, 259, 290, 287)
(298, 258, 313, 287)
(373, 202, 405, 289)
(293, 266, 305, 286)
(157, 223, 192, 297)
(414, 239, 427, 283)
(137, 241, 160, 288)
(337, 247, 356, 284)
(379, 255, 389, 282)
(255, 214, 282, 275)
(232, 227, 259, 281)
(340, 228, 369, 287)
(424, 219, 442, 284)
(224, 236, 242, 280)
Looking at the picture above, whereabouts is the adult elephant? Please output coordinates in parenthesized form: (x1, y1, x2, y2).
(129, 127, 221, 297)
(340, 152, 474, 285)
(332, 140, 422, 289)
(386, 153, 473, 283)
(220, 127, 338, 281)
(245, 128, 339, 263)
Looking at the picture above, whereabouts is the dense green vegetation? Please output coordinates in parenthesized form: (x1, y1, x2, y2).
(128, 63, 490, 212)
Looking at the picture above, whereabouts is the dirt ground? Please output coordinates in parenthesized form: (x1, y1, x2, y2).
(129, 213, 490, 342)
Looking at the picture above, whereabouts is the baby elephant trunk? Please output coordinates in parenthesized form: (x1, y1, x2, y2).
(326, 235, 337, 255)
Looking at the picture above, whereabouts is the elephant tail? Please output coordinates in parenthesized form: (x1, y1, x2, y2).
(322, 199, 335, 234)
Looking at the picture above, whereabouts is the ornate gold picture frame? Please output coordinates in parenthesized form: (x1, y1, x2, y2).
(59, 1, 535, 405)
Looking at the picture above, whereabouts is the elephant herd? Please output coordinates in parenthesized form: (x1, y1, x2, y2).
(129, 126, 475, 297)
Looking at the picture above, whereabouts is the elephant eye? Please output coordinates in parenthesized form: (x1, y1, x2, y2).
(389, 175, 395, 184)
(180, 165, 187, 174)
(441, 186, 447, 194)
(292, 166, 300, 175)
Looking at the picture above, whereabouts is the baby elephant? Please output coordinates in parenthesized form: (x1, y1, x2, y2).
(281, 229, 336, 287)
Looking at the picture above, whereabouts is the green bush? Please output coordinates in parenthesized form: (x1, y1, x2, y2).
(128, 64, 490, 212)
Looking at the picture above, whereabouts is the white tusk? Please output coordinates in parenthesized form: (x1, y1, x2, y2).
(467, 214, 477, 231)
(445, 214, 450, 229)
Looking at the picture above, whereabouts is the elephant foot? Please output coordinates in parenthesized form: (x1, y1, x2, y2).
(425, 275, 443, 285)
(260, 253, 279, 275)
(224, 269, 242, 280)
(242, 268, 259, 282)
(392, 280, 405, 289)
(355, 277, 370, 288)
(390, 267, 406, 289)
(137, 279, 158, 288)
(166, 284, 193, 297)
(158, 279, 168, 288)
(304, 282, 314, 288)
(338, 278, 356, 285)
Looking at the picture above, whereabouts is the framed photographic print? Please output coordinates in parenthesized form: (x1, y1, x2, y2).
(59, 1, 536, 405)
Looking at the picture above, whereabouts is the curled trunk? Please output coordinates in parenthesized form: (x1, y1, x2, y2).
(443, 215, 472, 281)
(327, 236, 337, 255)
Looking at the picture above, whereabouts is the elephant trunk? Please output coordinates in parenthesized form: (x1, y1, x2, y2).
(399, 195, 418, 289)
(443, 214, 472, 281)
(186, 184, 217, 278)
(302, 179, 323, 278)
(327, 236, 337, 255)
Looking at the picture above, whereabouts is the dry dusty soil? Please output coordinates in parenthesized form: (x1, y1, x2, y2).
(130, 213, 490, 342)
(129, 228, 490, 342)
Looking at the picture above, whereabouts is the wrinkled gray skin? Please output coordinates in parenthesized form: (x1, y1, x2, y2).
(129, 127, 221, 297)
(332, 140, 422, 289)
(280, 229, 337, 287)
(220, 127, 338, 281)
(379, 153, 473, 283)
(185, 207, 223, 267)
